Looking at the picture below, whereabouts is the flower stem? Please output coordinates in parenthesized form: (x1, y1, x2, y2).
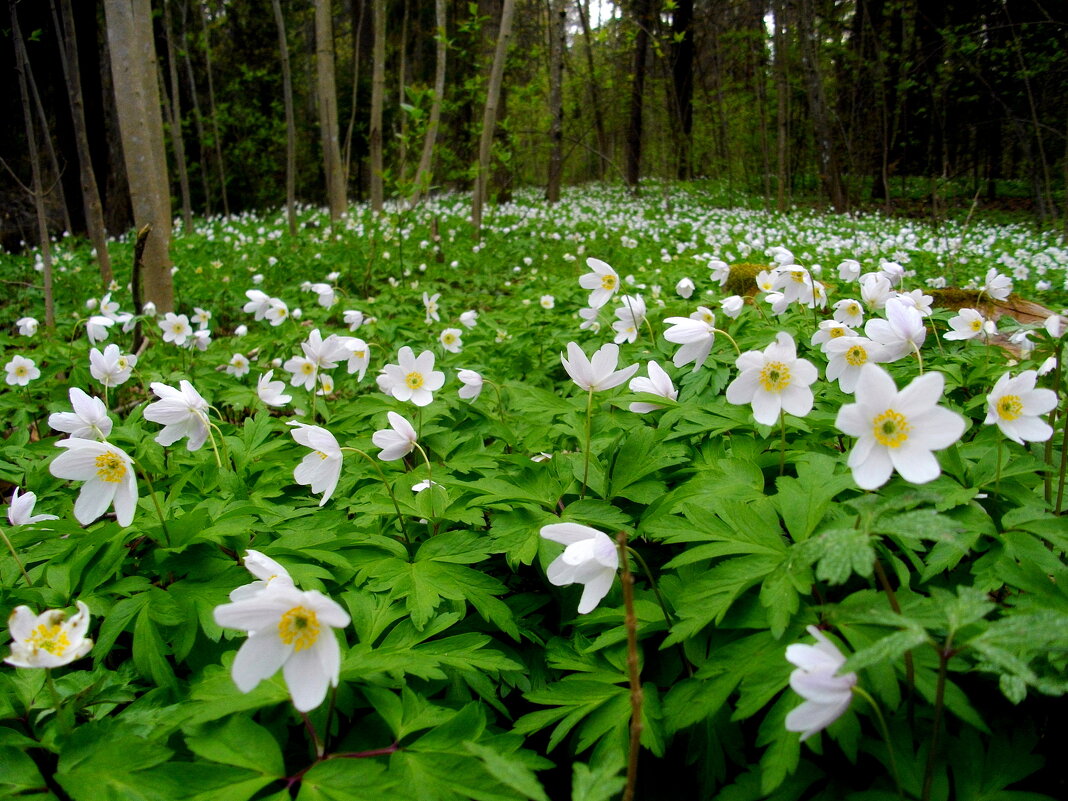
(488, 379, 508, 430)
(136, 464, 170, 546)
(912, 342, 925, 375)
(852, 685, 905, 800)
(616, 531, 643, 801)
(994, 431, 1003, 496)
(341, 447, 410, 548)
(1043, 344, 1062, 505)
(1055, 393, 1068, 515)
(581, 389, 593, 500)
(0, 525, 32, 586)
(411, 442, 436, 520)
(779, 410, 787, 476)
(713, 328, 741, 356)
(300, 710, 325, 759)
(625, 545, 673, 627)
(873, 557, 915, 720)
(921, 644, 951, 801)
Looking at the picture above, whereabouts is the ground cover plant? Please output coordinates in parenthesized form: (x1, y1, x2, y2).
(1, 183, 1067, 800)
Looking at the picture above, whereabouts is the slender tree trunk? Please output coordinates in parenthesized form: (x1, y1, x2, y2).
(343, 0, 366, 186)
(545, 0, 566, 202)
(52, 0, 112, 284)
(197, 1, 229, 216)
(472, 0, 516, 234)
(11, 0, 55, 327)
(625, 0, 653, 191)
(315, 0, 346, 220)
(162, 0, 193, 232)
(774, 0, 789, 210)
(669, 0, 694, 180)
(25, 58, 74, 237)
(104, 0, 174, 311)
(178, 0, 211, 215)
(369, 0, 386, 212)
(576, 0, 608, 180)
(272, 0, 298, 235)
(796, 0, 845, 210)
(397, 0, 410, 185)
(410, 0, 447, 207)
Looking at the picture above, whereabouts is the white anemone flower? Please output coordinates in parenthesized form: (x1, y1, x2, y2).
(811, 320, 857, 351)
(372, 412, 418, 461)
(982, 268, 1012, 301)
(227, 353, 250, 377)
(379, 347, 445, 407)
(457, 369, 484, 401)
(343, 309, 365, 331)
(243, 289, 273, 319)
(984, 370, 1057, 445)
(835, 364, 966, 490)
(89, 344, 136, 388)
(784, 625, 856, 741)
(16, 317, 38, 336)
(628, 361, 677, 413)
(423, 292, 441, 323)
(7, 487, 59, 526)
(865, 297, 926, 362)
(288, 422, 343, 506)
(192, 307, 212, 330)
(459, 310, 479, 329)
(229, 550, 296, 602)
(720, 295, 744, 319)
(86, 315, 114, 344)
(578, 257, 620, 308)
(159, 313, 191, 346)
(257, 370, 292, 408)
(5, 355, 40, 386)
(725, 332, 818, 425)
(48, 387, 113, 440)
(837, 259, 861, 282)
(663, 314, 716, 372)
(560, 342, 639, 392)
(833, 298, 865, 327)
(213, 581, 350, 712)
(540, 295, 555, 310)
(824, 337, 889, 394)
(675, 277, 695, 299)
(943, 308, 993, 341)
(440, 328, 463, 353)
(49, 439, 138, 526)
(540, 523, 619, 614)
(336, 337, 370, 380)
(265, 298, 289, 326)
(143, 380, 211, 451)
(4, 601, 93, 669)
(284, 355, 318, 391)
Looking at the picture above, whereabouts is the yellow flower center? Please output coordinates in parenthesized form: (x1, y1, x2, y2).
(996, 394, 1023, 421)
(301, 363, 315, 375)
(790, 271, 807, 283)
(829, 328, 846, 338)
(873, 409, 910, 448)
(172, 324, 184, 333)
(315, 450, 329, 460)
(15, 366, 27, 377)
(117, 357, 129, 369)
(849, 303, 860, 315)
(759, 361, 791, 392)
(845, 346, 868, 366)
(443, 334, 456, 344)
(28, 623, 71, 656)
(701, 313, 714, 324)
(969, 318, 983, 331)
(278, 606, 320, 651)
(601, 275, 617, 290)
(405, 372, 424, 389)
(95, 451, 127, 483)
(355, 350, 366, 359)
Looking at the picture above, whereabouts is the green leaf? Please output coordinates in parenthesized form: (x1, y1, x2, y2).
(295, 759, 394, 801)
(185, 715, 285, 777)
(463, 741, 550, 801)
(570, 748, 627, 801)
(805, 527, 875, 585)
(56, 721, 173, 801)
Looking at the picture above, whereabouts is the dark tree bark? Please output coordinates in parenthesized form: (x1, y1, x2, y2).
(410, 0, 447, 207)
(162, 0, 193, 232)
(52, 0, 113, 284)
(197, 1, 229, 216)
(472, 0, 515, 233)
(576, 0, 608, 179)
(625, 0, 655, 190)
(795, 0, 845, 210)
(369, 0, 385, 212)
(272, 0, 298, 235)
(545, 0, 566, 202)
(669, 0, 694, 180)
(315, 0, 346, 220)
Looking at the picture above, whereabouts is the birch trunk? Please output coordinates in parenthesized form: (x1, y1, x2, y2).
(409, 0, 446, 207)
(472, 0, 516, 235)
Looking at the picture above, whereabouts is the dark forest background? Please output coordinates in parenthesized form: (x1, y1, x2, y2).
(3, 0, 1068, 255)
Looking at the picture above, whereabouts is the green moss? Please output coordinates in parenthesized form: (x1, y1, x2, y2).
(724, 263, 770, 296)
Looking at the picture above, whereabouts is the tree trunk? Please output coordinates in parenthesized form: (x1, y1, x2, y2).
(197, 1, 229, 216)
(11, 0, 55, 328)
(397, 0, 410, 185)
(774, 0, 789, 211)
(625, 0, 653, 191)
(410, 0, 447, 207)
(315, 0, 346, 220)
(343, 0, 366, 187)
(162, 0, 193, 232)
(472, 0, 516, 234)
(796, 0, 845, 211)
(576, 0, 608, 180)
(545, 0, 566, 202)
(25, 52, 74, 237)
(52, 0, 113, 285)
(669, 0, 694, 180)
(272, 0, 298, 235)
(103, 0, 174, 311)
(178, 0, 212, 215)
(369, 0, 386, 213)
